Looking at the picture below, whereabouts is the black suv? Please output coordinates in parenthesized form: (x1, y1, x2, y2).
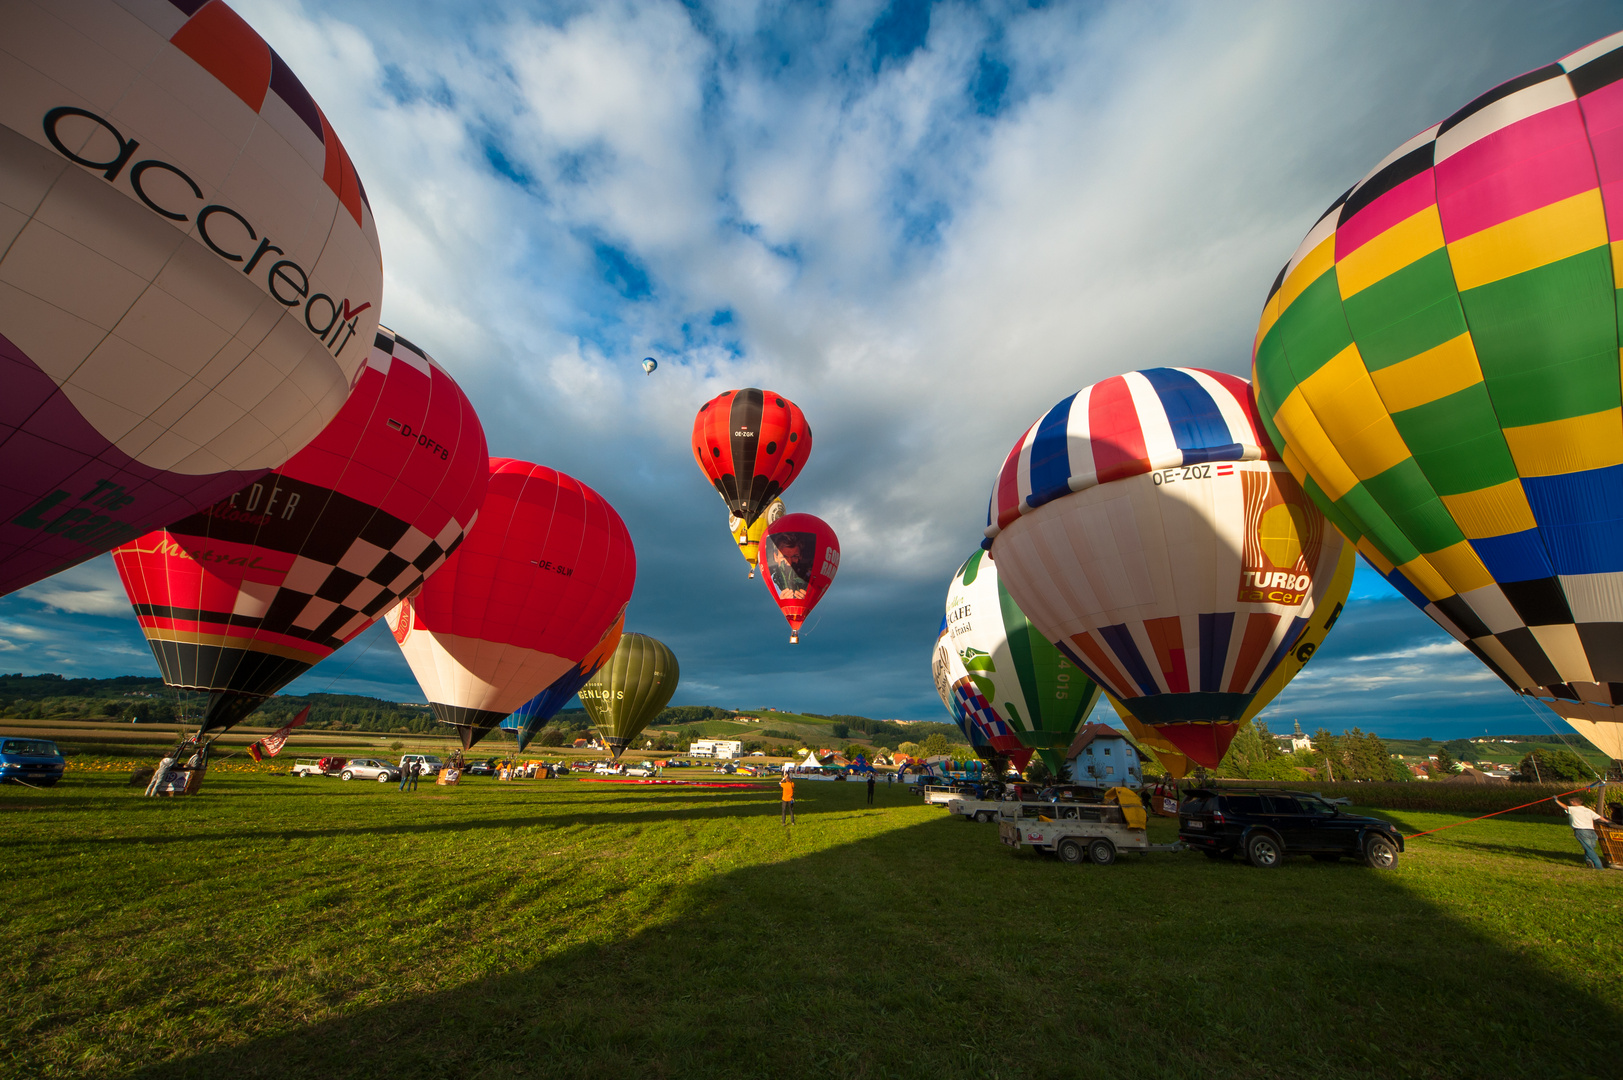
(1178, 789, 1403, 869)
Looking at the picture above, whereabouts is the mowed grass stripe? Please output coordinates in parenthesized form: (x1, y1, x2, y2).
(0, 775, 1617, 1080)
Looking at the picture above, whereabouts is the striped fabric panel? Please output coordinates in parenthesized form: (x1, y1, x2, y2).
(985, 368, 1275, 540)
(164, 0, 369, 225)
(1056, 610, 1294, 705)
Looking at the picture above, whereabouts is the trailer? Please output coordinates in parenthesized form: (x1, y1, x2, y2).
(996, 787, 1182, 865)
(291, 757, 347, 778)
(945, 796, 1008, 822)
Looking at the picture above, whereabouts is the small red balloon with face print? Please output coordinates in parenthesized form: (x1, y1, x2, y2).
(759, 513, 839, 643)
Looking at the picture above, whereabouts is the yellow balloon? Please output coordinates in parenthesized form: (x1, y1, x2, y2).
(1108, 698, 1194, 780)
(729, 498, 784, 578)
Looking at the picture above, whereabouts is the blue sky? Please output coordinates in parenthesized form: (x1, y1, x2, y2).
(3, 0, 1620, 741)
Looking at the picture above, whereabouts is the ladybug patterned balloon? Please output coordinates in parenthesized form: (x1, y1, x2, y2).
(0, 0, 383, 596)
(692, 389, 812, 525)
(112, 329, 486, 735)
(760, 512, 839, 644)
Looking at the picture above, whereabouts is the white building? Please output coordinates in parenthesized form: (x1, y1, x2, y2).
(690, 739, 743, 759)
(1064, 724, 1142, 789)
(1272, 720, 1313, 755)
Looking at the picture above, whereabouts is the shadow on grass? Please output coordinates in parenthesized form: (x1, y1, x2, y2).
(113, 793, 1618, 1080)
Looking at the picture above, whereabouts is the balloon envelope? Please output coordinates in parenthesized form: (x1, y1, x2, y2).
(113, 328, 485, 734)
(729, 498, 784, 577)
(387, 459, 636, 748)
(0, 0, 383, 596)
(945, 549, 1102, 774)
(692, 389, 811, 524)
(932, 616, 1030, 772)
(579, 632, 679, 759)
(985, 367, 1348, 769)
(1251, 31, 1623, 762)
(500, 611, 625, 751)
(642, 357, 657, 375)
(760, 512, 839, 643)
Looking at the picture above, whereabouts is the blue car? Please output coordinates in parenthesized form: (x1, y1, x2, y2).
(0, 738, 65, 787)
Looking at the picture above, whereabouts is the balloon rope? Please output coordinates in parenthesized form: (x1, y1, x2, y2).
(1404, 784, 1594, 840)
(1514, 693, 1605, 781)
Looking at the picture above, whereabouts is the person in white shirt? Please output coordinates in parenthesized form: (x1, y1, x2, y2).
(1554, 794, 1611, 869)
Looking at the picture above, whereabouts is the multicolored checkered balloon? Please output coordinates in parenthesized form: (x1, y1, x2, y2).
(1252, 31, 1623, 761)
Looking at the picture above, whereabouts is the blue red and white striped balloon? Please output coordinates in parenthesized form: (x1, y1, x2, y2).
(983, 368, 1347, 769)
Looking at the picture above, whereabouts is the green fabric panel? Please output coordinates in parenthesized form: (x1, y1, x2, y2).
(583, 633, 680, 755)
(1340, 249, 1470, 371)
(1271, 269, 1356, 384)
(997, 575, 1095, 737)
(1390, 384, 1518, 496)
(1253, 329, 1299, 425)
(1462, 247, 1620, 428)
(958, 548, 984, 585)
(1304, 473, 1364, 546)
(1361, 458, 1464, 555)
(1335, 482, 1421, 566)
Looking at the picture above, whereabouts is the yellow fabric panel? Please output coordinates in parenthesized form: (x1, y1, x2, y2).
(1277, 235, 1335, 314)
(1109, 696, 1191, 779)
(1611, 240, 1623, 287)
(1298, 344, 1411, 482)
(1447, 189, 1608, 291)
(1529, 624, 1594, 685)
(1501, 407, 1623, 477)
(1550, 713, 1623, 759)
(1274, 387, 1360, 501)
(1440, 480, 1536, 539)
(1336, 205, 1445, 299)
(1278, 443, 1312, 489)
(1424, 539, 1495, 595)
(1356, 538, 1395, 576)
(1369, 332, 1482, 413)
(1394, 553, 1453, 603)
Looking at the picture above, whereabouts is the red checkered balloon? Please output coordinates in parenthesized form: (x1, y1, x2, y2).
(113, 329, 487, 734)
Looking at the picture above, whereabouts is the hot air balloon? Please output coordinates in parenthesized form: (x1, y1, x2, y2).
(760, 512, 838, 643)
(500, 611, 625, 751)
(642, 357, 658, 375)
(579, 632, 679, 759)
(692, 389, 812, 525)
(387, 459, 636, 749)
(944, 549, 1102, 775)
(984, 368, 1348, 770)
(112, 328, 486, 735)
(1251, 31, 1623, 765)
(931, 617, 1032, 774)
(0, 0, 383, 597)
(729, 498, 785, 577)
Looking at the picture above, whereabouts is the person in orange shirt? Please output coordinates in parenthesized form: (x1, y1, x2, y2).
(780, 775, 796, 825)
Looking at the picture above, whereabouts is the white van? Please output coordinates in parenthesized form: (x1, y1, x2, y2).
(398, 754, 444, 777)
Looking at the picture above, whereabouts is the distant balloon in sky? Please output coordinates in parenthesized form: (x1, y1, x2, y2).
(388, 459, 636, 748)
(0, 0, 383, 597)
(760, 512, 838, 644)
(113, 329, 486, 735)
(579, 632, 680, 760)
(985, 368, 1347, 770)
(1251, 30, 1623, 765)
(729, 498, 785, 578)
(945, 549, 1102, 775)
(641, 357, 658, 375)
(692, 389, 812, 525)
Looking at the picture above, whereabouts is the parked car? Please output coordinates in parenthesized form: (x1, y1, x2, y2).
(465, 759, 497, 777)
(398, 754, 443, 776)
(337, 758, 400, 783)
(0, 737, 65, 787)
(1178, 789, 1404, 869)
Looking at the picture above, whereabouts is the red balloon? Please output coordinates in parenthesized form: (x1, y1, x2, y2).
(759, 512, 839, 643)
(387, 459, 636, 747)
(692, 388, 811, 524)
(112, 328, 488, 734)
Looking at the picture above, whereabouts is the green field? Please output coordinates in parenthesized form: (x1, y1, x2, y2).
(2, 774, 1618, 1079)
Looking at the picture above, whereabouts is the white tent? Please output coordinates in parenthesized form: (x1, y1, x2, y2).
(799, 749, 824, 770)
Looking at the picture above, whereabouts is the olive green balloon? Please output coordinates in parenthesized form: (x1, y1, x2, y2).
(579, 633, 679, 759)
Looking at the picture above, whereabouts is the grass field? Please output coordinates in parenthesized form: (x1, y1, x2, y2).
(2, 773, 1618, 1080)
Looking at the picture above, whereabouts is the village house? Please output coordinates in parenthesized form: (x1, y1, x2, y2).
(1063, 724, 1142, 789)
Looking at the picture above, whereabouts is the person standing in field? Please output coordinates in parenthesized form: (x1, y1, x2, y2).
(780, 775, 796, 825)
(866, 772, 876, 806)
(407, 760, 421, 792)
(398, 760, 411, 793)
(1554, 793, 1610, 869)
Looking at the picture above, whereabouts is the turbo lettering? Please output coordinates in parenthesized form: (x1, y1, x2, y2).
(41, 105, 374, 361)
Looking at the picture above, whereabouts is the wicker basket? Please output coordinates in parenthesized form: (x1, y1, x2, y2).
(1594, 822, 1623, 868)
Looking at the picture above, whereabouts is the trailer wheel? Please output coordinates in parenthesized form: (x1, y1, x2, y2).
(1058, 838, 1086, 864)
(975, 810, 993, 823)
(1088, 839, 1116, 866)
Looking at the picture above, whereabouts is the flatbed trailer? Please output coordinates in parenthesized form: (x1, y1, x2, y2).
(995, 787, 1182, 865)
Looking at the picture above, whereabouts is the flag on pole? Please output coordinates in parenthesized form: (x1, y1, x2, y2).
(248, 706, 310, 762)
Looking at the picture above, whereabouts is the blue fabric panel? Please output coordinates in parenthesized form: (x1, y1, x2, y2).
(1469, 530, 1555, 583)
(1254, 615, 1310, 689)
(1520, 466, 1623, 576)
(1383, 565, 1432, 607)
(1026, 393, 1079, 508)
(1141, 367, 1232, 458)
(1099, 623, 1162, 697)
(1198, 611, 1235, 693)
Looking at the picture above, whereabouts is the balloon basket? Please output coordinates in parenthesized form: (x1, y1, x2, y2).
(789, 633, 798, 644)
(145, 745, 209, 797)
(1595, 822, 1623, 869)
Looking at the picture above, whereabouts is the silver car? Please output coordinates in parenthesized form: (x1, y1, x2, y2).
(340, 758, 401, 782)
